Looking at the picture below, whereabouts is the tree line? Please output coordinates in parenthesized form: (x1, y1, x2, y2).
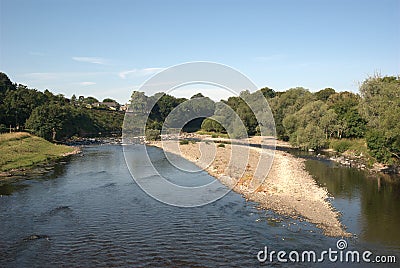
(0, 72, 124, 141)
(1, 71, 398, 165)
(128, 75, 399, 165)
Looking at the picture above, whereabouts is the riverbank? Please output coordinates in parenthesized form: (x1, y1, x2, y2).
(150, 135, 350, 237)
(0, 132, 79, 178)
(281, 137, 399, 175)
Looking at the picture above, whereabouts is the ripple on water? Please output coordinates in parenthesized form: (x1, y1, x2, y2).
(1, 145, 399, 267)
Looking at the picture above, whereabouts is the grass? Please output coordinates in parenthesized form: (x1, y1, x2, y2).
(0, 132, 76, 172)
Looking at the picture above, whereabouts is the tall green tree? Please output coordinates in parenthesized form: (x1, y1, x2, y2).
(327, 91, 366, 138)
(359, 75, 400, 163)
(315, 88, 335, 101)
(282, 100, 334, 149)
(26, 104, 75, 141)
(269, 87, 314, 140)
(2, 85, 47, 127)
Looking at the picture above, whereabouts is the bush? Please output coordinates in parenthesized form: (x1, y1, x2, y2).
(201, 118, 224, 133)
(211, 134, 218, 138)
(291, 124, 327, 150)
(366, 130, 393, 164)
(331, 140, 352, 153)
(145, 129, 161, 141)
(179, 139, 189, 145)
(218, 143, 225, 148)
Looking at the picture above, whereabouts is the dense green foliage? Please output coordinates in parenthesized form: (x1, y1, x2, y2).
(330, 139, 352, 153)
(3, 70, 398, 165)
(145, 129, 161, 141)
(359, 76, 400, 164)
(201, 118, 225, 133)
(267, 76, 398, 164)
(221, 92, 259, 136)
(128, 91, 214, 133)
(126, 74, 399, 165)
(0, 72, 124, 141)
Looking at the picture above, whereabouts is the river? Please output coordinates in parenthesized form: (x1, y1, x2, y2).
(0, 145, 399, 267)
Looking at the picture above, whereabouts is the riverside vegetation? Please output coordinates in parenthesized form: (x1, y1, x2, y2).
(0, 132, 76, 173)
(0, 72, 123, 174)
(0, 72, 124, 141)
(1, 71, 398, 235)
(134, 75, 399, 171)
(0, 72, 399, 171)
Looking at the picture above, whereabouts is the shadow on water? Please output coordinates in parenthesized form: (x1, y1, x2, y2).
(0, 158, 70, 196)
(0, 183, 29, 195)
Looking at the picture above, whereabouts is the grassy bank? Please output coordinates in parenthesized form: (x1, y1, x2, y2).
(0, 132, 77, 172)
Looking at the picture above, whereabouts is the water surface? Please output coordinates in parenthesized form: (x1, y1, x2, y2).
(0, 145, 398, 267)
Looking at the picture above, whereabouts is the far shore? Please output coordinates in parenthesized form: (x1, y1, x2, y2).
(0, 132, 80, 179)
(150, 134, 351, 237)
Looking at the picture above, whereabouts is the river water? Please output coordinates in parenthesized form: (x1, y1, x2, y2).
(0, 145, 399, 267)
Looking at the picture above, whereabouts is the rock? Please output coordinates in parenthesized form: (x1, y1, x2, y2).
(23, 234, 50, 241)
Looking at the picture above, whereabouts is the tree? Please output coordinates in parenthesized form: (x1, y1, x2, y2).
(103, 98, 117, 103)
(270, 87, 315, 140)
(190, 93, 205, 99)
(71, 94, 77, 103)
(327, 91, 366, 138)
(201, 118, 224, 133)
(315, 88, 335, 101)
(222, 93, 259, 135)
(26, 104, 75, 141)
(359, 75, 400, 163)
(2, 85, 47, 128)
(0, 72, 16, 97)
(282, 100, 336, 150)
(260, 87, 276, 98)
(164, 96, 215, 129)
(83, 96, 99, 104)
(129, 91, 149, 113)
(0, 73, 16, 125)
(295, 124, 327, 150)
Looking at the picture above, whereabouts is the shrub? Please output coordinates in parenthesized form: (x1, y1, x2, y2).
(218, 143, 225, 148)
(366, 130, 393, 164)
(201, 118, 224, 133)
(145, 129, 161, 141)
(179, 139, 189, 145)
(331, 140, 352, 153)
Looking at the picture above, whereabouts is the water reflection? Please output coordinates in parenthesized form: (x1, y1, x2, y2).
(304, 159, 400, 248)
(0, 159, 69, 195)
(0, 183, 28, 196)
(1, 145, 399, 266)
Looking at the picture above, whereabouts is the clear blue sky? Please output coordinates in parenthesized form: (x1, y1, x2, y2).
(1, 0, 399, 103)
